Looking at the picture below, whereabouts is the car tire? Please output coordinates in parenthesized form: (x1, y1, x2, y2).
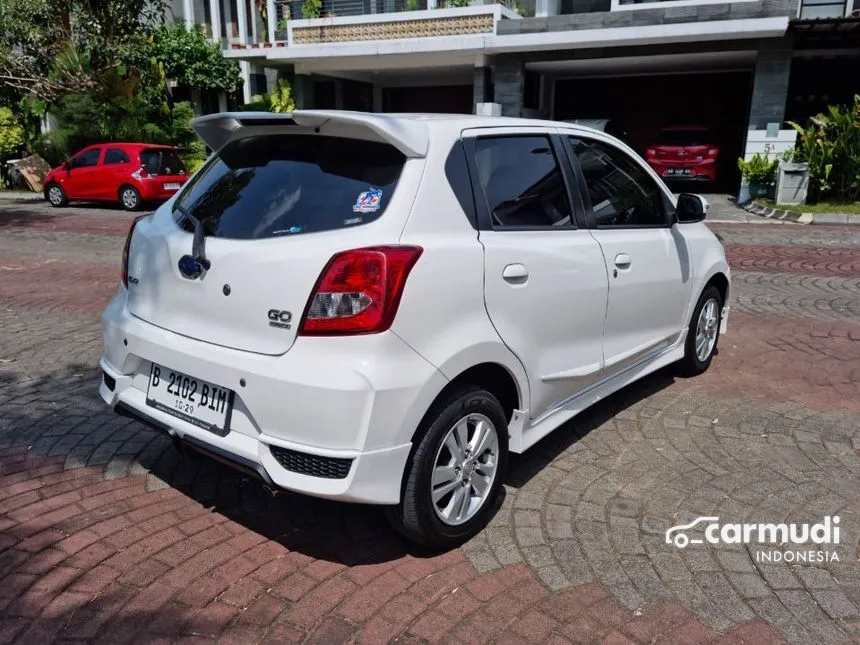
(45, 183, 68, 208)
(677, 285, 722, 377)
(119, 185, 143, 212)
(386, 385, 508, 549)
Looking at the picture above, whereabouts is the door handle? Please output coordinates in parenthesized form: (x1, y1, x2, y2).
(502, 263, 529, 284)
(614, 253, 631, 270)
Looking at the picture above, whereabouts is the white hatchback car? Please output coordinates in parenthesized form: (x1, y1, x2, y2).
(100, 111, 729, 548)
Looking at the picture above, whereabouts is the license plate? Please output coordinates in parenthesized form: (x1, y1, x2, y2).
(164, 182, 181, 190)
(666, 168, 693, 176)
(145, 363, 233, 436)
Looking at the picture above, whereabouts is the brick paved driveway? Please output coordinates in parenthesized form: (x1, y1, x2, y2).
(1, 201, 858, 645)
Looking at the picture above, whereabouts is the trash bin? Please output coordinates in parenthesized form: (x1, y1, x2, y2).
(774, 161, 809, 206)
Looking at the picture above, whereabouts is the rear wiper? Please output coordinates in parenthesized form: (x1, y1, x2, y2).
(174, 204, 211, 271)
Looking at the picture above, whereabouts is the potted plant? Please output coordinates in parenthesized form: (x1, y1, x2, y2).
(275, 17, 289, 41)
(738, 153, 778, 199)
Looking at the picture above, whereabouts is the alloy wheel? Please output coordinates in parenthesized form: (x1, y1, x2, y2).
(695, 297, 719, 362)
(48, 186, 63, 206)
(430, 413, 499, 526)
(122, 188, 138, 210)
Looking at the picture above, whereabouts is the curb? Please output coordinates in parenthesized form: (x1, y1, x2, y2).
(742, 201, 860, 225)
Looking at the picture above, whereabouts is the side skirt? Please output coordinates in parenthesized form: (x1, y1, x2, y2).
(510, 337, 686, 453)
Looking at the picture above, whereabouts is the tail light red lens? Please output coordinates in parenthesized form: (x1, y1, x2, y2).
(707, 149, 718, 157)
(299, 246, 423, 336)
(646, 148, 656, 157)
(121, 215, 146, 288)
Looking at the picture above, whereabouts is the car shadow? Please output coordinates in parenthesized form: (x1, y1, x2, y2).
(0, 202, 153, 229)
(1, 358, 677, 565)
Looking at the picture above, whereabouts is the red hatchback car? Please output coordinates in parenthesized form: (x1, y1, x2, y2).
(645, 126, 719, 184)
(44, 143, 188, 211)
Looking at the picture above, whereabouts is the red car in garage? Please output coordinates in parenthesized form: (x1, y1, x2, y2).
(44, 143, 188, 211)
(645, 126, 719, 184)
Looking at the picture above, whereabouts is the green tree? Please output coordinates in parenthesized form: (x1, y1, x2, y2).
(152, 23, 243, 94)
(0, 106, 23, 158)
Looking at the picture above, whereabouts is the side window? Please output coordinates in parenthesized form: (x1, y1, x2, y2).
(473, 135, 573, 229)
(104, 148, 130, 165)
(570, 137, 667, 228)
(71, 148, 102, 169)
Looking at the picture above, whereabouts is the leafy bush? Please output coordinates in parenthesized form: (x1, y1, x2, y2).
(446, 0, 470, 7)
(0, 107, 24, 159)
(789, 95, 860, 203)
(244, 79, 295, 113)
(302, 0, 322, 18)
(153, 24, 243, 94)
(737, 153, 778, 184)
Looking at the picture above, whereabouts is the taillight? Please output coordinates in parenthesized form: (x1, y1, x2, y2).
(299, 246, 423, 336)
(121, 215, 146, 287)
(131, 166, 149, 180)
(707, 149, 718, 157)
(646, 148, 656, 157)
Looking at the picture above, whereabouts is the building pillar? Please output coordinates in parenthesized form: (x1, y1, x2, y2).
(493, 57, 524, 117)
(535, 0, 560, 16)
(473, 66, 493, 112)
(264, 67, 279, 93)
(209, 0, 222, 42)
(293, 74, 314, 109)
(334, 80, 344, 110)
(240, 61, 252, 104)
(236, 0, 248, 45)
(266, 0, 276, 43)
(250, 0, 259, 43)
(183, 0, 195, 27)
(223, 0, 235, 40)
(748, 38, 793, 130)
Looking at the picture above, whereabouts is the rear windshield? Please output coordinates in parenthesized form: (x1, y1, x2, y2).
(141, 149, 186, 175)
(173, 134, 406, 240)
(657, 129, 713, 146)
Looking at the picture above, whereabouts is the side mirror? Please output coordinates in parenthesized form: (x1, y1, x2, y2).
(675, 193, 708, 223)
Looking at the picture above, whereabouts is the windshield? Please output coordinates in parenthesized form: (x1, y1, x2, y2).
(173, 134, 406, 240)
(657, 130, 714, 146)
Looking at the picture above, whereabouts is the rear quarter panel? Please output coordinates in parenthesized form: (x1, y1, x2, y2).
(392, 128, 529, 441)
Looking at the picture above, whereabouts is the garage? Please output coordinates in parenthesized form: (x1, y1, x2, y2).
(540, 54, 755, 192)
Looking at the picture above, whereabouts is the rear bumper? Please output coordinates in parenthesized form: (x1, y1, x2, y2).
(137, 178, 186, 201)
(647, 160, 718, 182)
(99, 291, 446, 504)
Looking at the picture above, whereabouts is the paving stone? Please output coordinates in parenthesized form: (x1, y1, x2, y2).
(0, 207, 859, 643)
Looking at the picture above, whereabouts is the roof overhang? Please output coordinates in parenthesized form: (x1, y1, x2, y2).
(249, 16, 788, 66)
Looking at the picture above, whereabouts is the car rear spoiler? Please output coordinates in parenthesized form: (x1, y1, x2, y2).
(191, 111, 429, 158)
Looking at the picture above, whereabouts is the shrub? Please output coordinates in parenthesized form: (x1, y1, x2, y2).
(737, 153, 778, 184)
(789, 95, 860, 203)
(0, 107, 24, 159)
(302, 0, 321, 19)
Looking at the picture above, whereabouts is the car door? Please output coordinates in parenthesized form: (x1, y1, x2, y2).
(100, 147, 133, 200)
(64, 147, 103, 199)
(464, 128, 609, 420)
(564, 134, 692, 375)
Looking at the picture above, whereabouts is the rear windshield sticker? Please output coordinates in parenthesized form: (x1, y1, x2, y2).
(353, 188, 382, 214)
(272, 226, 303, 235)
(344, 217, 363, 226)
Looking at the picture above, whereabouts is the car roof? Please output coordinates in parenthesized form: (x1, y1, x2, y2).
(80, 143, 176, 150)
(192, 110, 610, 158)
